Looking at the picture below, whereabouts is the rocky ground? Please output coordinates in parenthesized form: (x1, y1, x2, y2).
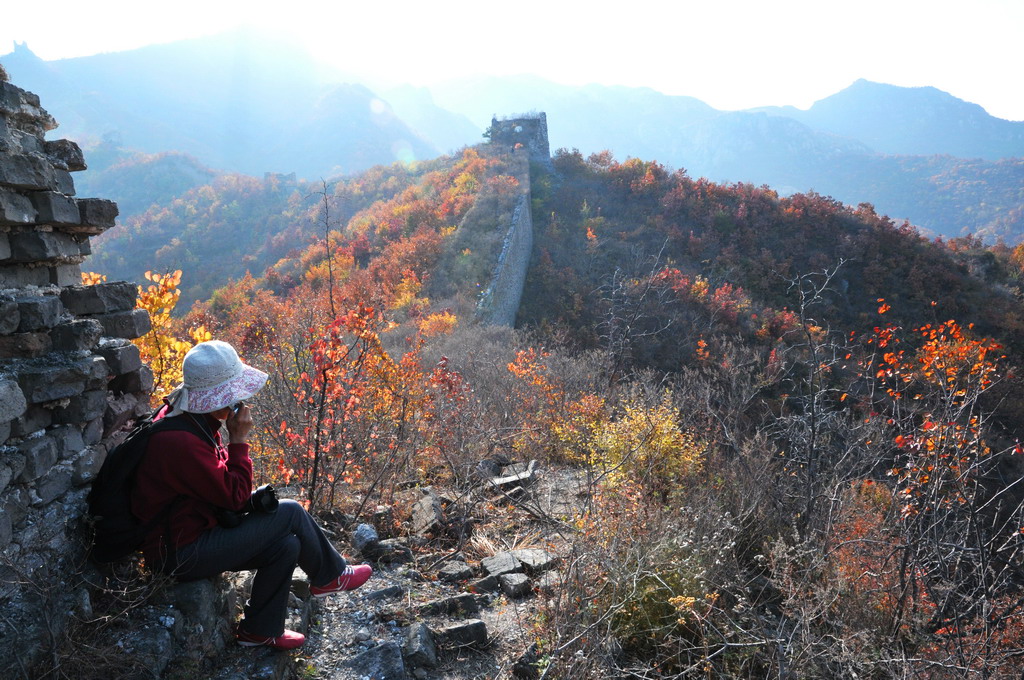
(199, 460, 587, 680)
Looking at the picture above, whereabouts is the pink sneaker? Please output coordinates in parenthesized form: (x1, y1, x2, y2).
(310, 564, 372, 597)
(236, 627, 306, 650)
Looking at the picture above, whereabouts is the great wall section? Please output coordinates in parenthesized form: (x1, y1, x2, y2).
(476, 113, 549, 327)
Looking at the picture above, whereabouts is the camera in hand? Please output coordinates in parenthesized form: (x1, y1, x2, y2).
(215, 484, 279, 528)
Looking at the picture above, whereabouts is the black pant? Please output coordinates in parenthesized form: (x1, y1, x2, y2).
(172, 499, 347, 636)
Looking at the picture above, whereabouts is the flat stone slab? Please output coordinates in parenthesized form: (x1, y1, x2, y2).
(510, 548, 560, 575)
(438, 560, 474, 582)
(437, 619, 487, 647)
(469, 575, 500, 593)
(418, 593, 479, 617)
(481, 551, 522, 577)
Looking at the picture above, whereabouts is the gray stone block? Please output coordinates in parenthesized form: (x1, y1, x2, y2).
(0, 299, 17, 334)
(418, 593, 479, 617)
(60, 282, 138, 315)
(96, 338, 141, 374)
(411, 491, 444, 536)
(404, 622, 437, 668)
(0, 187, 35, 225)
(71, 445, 105, 485)
(510, 548, 560, 575)
(28, 191, 80, 226)
(0, 151, 54, 191)
(0, 379, 27, 422)
(17, 360, 92, 403)
(340, 641, 407, 680)
(34, 465, 72, 505)
(43, 139, 86, 172)
(9, 404, 51, 437)
(51, 424, 85, 459)
(376, 538, 414, 563)
(0, 82, 31, 112)
(13, 129, 43, 155)
(84, 355, 110, 388)
(481, 551, 522, 577)
(352, 522, 380, 554)
(0, 511, 10, 551)
(166, 580, 220, 632)
(15, 295, 62, 332)
(54, 169, 75, 196)
(0, 233, 8, 261)
(103, 393, 138, 436)
(0, 264, 49, 288)
(0, 463, 12, 495)
(8, 230, 81, 262)
(2, 485, 32, 527)
(50, 319, 103, 352)
(96, 309, 151, 339)
(437, 619, 487, 647)
(18, 436, 57, 482)
(110, 366, 154, 396)
(117, 626, 173, 678)
(76, 198, 118, 230)
(0, 82, 46, 119)
(52, 389, 109, 424)
(438, 560, 474, 582)
(82, 416, 103, 444)
(499, 572, 532, 599)
(0, 420, 9, 443)
(49, 263, 82, 286)
(469, 575, 500, 593)
(0, 331, 51, 358)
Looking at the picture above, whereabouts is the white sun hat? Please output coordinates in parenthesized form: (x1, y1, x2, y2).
(164, 340, 269, 416)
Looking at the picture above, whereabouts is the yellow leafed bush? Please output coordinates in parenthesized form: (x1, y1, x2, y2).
(133, 270, 209, 404)
(418, 311, 458, 337)
(554, 390, 705, 497)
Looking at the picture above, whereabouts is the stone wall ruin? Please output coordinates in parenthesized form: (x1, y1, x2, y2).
(489, 112, 552, 171)
(0, 74, 156, 671)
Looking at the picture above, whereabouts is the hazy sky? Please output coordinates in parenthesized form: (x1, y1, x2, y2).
(3, 0, 1022, 120)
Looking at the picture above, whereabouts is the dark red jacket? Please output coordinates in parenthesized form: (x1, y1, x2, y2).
(131, 410, 252, 565)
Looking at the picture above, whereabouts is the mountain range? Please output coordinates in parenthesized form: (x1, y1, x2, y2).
(2, 30, 1022, 240)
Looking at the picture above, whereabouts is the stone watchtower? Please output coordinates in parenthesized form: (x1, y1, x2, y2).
(488, 112, 551, 168)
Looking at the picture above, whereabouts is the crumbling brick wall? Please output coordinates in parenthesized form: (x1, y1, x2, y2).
(0, 76, 154, 671)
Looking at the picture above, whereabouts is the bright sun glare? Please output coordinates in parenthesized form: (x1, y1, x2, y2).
(2, 0, 1022, 120)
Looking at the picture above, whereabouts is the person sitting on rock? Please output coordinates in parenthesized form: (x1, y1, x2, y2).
(132, 340, 372, 650)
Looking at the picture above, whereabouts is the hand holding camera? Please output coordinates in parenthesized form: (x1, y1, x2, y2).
(215, 484, 279, 528)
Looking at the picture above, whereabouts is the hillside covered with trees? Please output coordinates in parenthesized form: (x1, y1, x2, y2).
(114, 141, 1024, 677)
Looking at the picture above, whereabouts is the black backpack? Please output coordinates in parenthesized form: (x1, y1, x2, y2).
(86, 411, 206, 563)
